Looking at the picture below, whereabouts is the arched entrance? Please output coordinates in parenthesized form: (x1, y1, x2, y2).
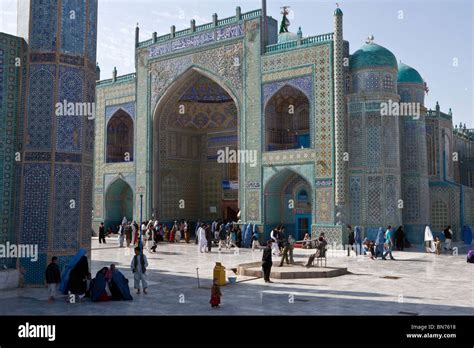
(264, 169, 312, 240)
(264, 85, 310, 151)
(105, 179, 133, 232)
(106, 109, 134, 163)
(153, 68, 240, 221)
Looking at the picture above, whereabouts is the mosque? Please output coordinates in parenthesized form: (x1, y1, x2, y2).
(0, 1, 473, 285)
(93, 2, 474, 246)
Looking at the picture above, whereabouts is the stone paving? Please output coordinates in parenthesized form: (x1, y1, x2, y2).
(0, 238, 473, 316)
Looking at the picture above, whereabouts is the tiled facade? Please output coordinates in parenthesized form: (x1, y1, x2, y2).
(91, 6, 473, 248)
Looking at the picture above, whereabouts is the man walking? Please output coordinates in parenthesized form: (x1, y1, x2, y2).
(45, 256, 61, 302)
(382, 226, 395, 260)
(262, 240, 273, 283)
(98, 222, 106, 244)
(443, 225, 453, 251)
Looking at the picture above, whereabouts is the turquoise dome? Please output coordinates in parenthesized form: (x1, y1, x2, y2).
(397, 62, 423, 84)
(334, 8, 343, 16)
(278, 31, 299, 44)
(350, 43, 397, 70)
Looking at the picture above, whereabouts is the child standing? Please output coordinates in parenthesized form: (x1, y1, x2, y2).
(45, 256, 61, 302)
(131, 247, 148, 294)
(210, 279, 222, 308)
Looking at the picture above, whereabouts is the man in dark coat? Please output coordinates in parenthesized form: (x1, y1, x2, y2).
(262, 240, 273, 283)
(205, 224, 213, 252)
(99, 222, 106, 244)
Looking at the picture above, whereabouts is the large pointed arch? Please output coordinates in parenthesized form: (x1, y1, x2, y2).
(152, 66, 241, 221)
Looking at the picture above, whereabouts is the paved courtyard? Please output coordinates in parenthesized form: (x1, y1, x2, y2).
(0, 238, 473, 315)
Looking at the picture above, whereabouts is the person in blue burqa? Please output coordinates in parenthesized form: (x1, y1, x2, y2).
(354, 226, 362, 255)
(90, 267, 112, 302)
(374, 227, 385, 260)
(106, 264, 133, 301)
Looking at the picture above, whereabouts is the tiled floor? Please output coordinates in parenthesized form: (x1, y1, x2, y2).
(0, 239, 473, 316)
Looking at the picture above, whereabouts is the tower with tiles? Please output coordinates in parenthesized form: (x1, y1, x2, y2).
(16, 0, 99, 285)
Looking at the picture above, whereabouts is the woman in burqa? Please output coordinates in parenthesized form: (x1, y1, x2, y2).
(424, 225, 436, 253)
(68, 255, 89, 295)
(374, 227, 385, 259)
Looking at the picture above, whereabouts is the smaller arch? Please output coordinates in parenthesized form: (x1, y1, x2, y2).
(106, 109, 134, 163)
(104, 178, 134, 232)
(264, 85, 310, 152)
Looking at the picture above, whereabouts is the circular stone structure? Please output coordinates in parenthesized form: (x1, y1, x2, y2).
(237, 262, 348, 279)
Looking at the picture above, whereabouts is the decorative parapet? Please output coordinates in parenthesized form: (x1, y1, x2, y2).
(265, 32, 334, 54)
(426, 109, 452, 121)
(97, 73, 136, 87)
(137, 9, 262, 50)
(454, 127, 474, 141)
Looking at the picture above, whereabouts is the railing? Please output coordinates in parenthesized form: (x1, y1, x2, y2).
(97, 73, 136, 86)
(241, 9, 261, 20)
(137, 9, 262, 48)
(217, 16, 237, 26)
(175, 28, 191, 37)
(195, 22, 214, 32)
(265, 32, 334, 54)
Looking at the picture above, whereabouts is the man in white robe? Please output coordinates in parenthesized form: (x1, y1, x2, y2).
(198, 225, 207, 253)
(424, 225, 436, 253)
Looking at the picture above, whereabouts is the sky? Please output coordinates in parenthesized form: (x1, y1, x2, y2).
(0, 0, 472, 126)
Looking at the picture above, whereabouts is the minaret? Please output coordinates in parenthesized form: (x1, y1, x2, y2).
(333, 6, 346, 223)
(17, 0, 99, 285)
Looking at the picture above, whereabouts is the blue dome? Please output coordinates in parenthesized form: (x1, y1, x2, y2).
(350, 43, 397, 71)
(334, 8, 343, 16)
(397, 62, 423, 84)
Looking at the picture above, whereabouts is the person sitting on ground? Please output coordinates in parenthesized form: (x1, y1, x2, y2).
(362, 238, 375, 260)
(108, 264, 133, 301)
(90, 267, 112, 302)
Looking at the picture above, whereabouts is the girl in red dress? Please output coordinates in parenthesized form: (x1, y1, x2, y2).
(210, 279, 222, 308)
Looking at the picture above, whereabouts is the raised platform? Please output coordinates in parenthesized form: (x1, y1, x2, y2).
(237, 262, 348, 279)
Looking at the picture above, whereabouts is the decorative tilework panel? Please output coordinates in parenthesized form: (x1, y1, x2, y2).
(366, 114, 381, 168)
(105, 102, 136, 124)
(262, 75, 313, 107)
(366, 176, 382, 224)
(21, 164, 51, 252)
(385, 175, 397, 223)
(53, 165, 81, 251)
(57, 67, 84, 153)
(403, 179, 420, 223)
(61, 0, 86, 55)
(30, 0, 58, 51)
(350, 176, 361, 225)
(87, 0, 98, 62)
(316, 188, 332, 223)
(246, 191, 260, 221)
(27, 65, 55, 150)
(20, 253, 47, 285)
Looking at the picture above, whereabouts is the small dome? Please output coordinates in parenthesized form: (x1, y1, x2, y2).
(350, 43, 397, 71)
(334, 8, 343, 16)
(397, 62, 423, 84)
(278, 31, 299, 44)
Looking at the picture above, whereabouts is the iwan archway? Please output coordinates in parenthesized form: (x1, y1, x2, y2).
(264, 168, 312, 241)
(152, 67, 240, 222)
(104, 179, 133, 231)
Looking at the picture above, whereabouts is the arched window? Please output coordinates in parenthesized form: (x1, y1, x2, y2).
(106, 110, 134, 163)
(265, 85, 310, 151)
(297, 189, 309, 202)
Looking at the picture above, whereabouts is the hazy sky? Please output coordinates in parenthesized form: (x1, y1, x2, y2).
(1, 0, 472, 126)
